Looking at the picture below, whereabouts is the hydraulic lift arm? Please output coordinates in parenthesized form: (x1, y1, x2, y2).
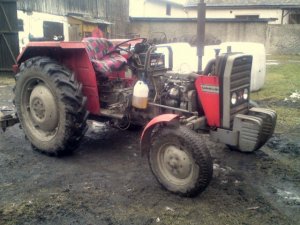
(0, 110, 19, 131)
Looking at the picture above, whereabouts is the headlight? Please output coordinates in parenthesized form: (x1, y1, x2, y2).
(243, 88, 249, 100)
(231, 92, 237, 105)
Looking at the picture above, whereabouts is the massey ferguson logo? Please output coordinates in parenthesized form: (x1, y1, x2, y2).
(201, 85, 219, 93)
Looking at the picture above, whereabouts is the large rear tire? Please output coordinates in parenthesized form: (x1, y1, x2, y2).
(149, 125, 213, 197)
(14, 57, 88, 156)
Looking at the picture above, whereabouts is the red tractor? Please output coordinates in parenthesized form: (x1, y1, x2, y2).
(2, 37, 276, 197)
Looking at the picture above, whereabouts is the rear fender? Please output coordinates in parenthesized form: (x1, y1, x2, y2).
(140, 114, 179, 156)
(16, 42, 100, 115)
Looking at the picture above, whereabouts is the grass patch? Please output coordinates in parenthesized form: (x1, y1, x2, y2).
(0, 74, 15, 85)
(270, 106, 300, 133)
(251, 55, 300, 133)
(267, 54, 300, 62)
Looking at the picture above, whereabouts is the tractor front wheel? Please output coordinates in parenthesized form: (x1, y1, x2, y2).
(149, 125, 213, 197)
(14, 57, 88, 156)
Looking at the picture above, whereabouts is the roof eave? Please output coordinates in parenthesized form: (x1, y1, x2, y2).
(68, 15, 112, 25)
(130, 16, 276, 23)
(148, 0, 183, 7)
(185, 4, 300, 9)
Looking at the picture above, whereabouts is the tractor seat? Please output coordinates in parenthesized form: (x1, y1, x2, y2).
(82, 37, 127, 75)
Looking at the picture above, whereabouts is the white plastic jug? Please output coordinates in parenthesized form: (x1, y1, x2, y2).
(132, 81, 149, 109)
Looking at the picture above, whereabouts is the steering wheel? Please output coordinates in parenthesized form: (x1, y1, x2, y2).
(113, 38, 147, 53)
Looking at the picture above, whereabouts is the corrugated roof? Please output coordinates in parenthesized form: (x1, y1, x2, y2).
(69, 16, 112, 25)
(186, 0, 300, 7)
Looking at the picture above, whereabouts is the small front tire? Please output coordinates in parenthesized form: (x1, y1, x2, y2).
(149, 125, 213, 197)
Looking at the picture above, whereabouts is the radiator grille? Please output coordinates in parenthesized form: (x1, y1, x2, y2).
(230, 56, 252, 127)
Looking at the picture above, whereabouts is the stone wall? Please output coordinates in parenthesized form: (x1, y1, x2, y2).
(266, 25, 300, 54)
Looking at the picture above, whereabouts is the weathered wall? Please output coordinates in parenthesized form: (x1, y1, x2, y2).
(17, 0, 130, 38)
(205, 22, 267, 44)
(266, 25, 300, 54)
(105, 0, 130, 38)
(130, 21, 198, 43)
(17, 0, 106, 18)
(17, 11, 69, 51)
(131, 21, 300, 54)
(130, 21, 267, 45)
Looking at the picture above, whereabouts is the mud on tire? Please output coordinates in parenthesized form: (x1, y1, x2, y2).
(14, 57, 88, 156)
(149, 125, 213, 197)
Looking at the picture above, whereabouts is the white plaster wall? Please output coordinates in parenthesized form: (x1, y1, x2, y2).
(129, 1, 287, 25)
(186, 8, 286, 24)
(129, 0, 186, 18)
(129, 0, 145, 17)
(17, 10, 69, 51)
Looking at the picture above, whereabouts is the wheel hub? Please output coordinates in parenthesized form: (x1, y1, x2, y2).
(29, 84, 59, 132)
(163, 145, 192, 179)
(31, 98, 46, 119)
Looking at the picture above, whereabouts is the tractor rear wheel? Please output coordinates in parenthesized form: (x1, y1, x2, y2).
(149, 125, 213, 197)
(14, 57, 88, 156)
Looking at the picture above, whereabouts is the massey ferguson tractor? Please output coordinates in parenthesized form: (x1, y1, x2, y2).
(0, 36, 276, 197)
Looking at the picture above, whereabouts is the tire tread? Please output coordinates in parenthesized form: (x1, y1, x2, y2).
(14, 56, 88, 156)
(149, 125, 213, 197)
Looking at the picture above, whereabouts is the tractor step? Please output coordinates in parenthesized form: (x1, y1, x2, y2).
(0, 110, 19, 131)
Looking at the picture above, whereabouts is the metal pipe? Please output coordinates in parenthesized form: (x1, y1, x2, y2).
(148, 102, 198, 115)
(100, 109, 124, 119)
(197, 0, 206, 73)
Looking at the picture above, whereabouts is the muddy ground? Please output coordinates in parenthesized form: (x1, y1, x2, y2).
(0, 83, 299, 225)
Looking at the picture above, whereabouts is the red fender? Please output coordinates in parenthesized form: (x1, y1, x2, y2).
(15, 42, 100, 115)
(140, 114, 179, 156)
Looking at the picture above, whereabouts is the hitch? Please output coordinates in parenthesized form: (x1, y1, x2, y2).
(0, 110, 19, 132)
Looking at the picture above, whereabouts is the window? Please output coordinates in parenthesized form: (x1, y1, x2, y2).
(289, 13, 300, 24)
(84, 32, 92, 37)
(18, 19, 24, 31)
(43, 21, 64, 41)
(235, 15, 259, 20)
(166, 3, 171, 16)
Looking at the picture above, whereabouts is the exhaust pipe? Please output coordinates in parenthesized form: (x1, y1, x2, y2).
(197, 0, 206, 73)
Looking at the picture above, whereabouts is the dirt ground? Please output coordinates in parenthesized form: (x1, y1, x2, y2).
(0, 71, 299, 224)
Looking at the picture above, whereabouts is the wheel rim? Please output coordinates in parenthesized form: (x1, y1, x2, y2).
(157, 143, 194, 186)
(21, 78, 59, 141)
